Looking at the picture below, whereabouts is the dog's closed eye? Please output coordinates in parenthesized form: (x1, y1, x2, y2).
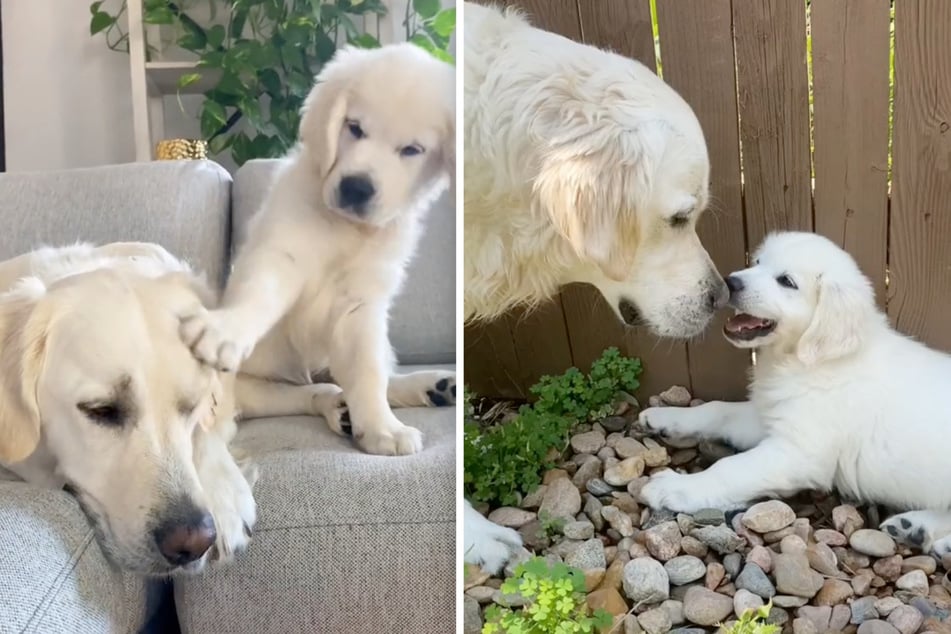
(777, 274, 798, 289)
(346, 120, 365, 140)
(78, 401, 126, 427)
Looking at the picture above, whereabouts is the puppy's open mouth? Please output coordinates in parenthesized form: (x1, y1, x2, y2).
(723, 313, 776, 341)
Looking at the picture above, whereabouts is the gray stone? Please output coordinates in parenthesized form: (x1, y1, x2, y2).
(733, 588, 764, 618)
(690, 524, 745, 554)
(806, 542, 839, 576)
(604, 457, 646, 487)
(895, 569, 928, 595)
(487, 507, 536, 528)
(602, 416, 628, 433)
(565, 538, 606, 571)
(742, 500, 796, 533)
(637, 607, 671, 634)
(723, 553, 743, 579)
(856, 621, 900, 634)
(773, 595, 809, 608)
(773, 553, 824, 598)
(586, 478, 614, 496)
(662, 599, 685, 626)
(833, 504, 865, 536)
(660, 385, 692, 406)
(792, 617, 819, 634)
(874, 597, 904, 618)
(623, 557, 669, 605)
(693, 508, 726, 526)
(571, 430, 606, 454)
(563, 520, 595, 540)
(850, 529, 897, 558)
(830, 604, 852, 631)
(735, 563, 776, 598)
(887, 605, 924, 634)
(645, 521, 683, 561)
(615, 437, 648, 459)
(664, 556, 706, 586)
(583, 494, 605, 531)
(539, 477, 582, 521)
(682, 586, 734, 626)
(851, 595, 880, 624)
(463, 596, 482, 634)
(623, 614, 643, 634)
(797, 605, 832, 632)
(602, 506, 635, 537)
(571, 457, 602, 488)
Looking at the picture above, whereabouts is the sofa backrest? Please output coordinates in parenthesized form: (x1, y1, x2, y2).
(0, 161, 232, 287)
(232, 159, 456, 365)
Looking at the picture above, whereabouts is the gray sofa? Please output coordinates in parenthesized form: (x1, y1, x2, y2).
(0, 160, 456, 633)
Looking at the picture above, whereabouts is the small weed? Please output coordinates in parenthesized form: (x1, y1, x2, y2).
(538, 511, 566, 539)
(483, 557, 612, 634)
(464, 348, 642, 507)
(719, 602, 780, 634)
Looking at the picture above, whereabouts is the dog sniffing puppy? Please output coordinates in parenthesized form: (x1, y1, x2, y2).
(180, 43, 456, 456)
(640, 231, 951, 557)
(462, 3, 728, 573)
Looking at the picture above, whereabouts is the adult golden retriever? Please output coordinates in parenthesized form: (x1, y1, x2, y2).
(180, 43, 457, 457)
(0, 243, 331, 574)
(462, 3, 727, 573)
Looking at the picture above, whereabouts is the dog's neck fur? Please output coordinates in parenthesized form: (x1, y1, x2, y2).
(463, 197, 591, 321)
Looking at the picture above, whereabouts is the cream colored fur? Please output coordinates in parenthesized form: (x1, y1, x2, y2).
(180, 43, 457, 456)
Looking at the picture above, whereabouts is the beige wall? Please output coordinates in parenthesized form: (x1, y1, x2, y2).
(1, 0, 454, 173)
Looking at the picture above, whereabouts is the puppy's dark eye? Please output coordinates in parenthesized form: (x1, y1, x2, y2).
(78, 402, 125, 427)
(777, 274, 798, 289)
(346, 120, 365, 140)
(399, 144, 424, 157)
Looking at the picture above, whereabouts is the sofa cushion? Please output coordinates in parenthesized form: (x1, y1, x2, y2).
(232, 159, 456, 364)
(0, 161, 233, 288)
(0, 483, 151, 633)
(175, 365, 455, 633)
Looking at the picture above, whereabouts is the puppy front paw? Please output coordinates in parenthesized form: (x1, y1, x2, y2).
(179, 309, 251, 372)
(308, 384, 349, 435)
(638, 406, 688, 438)
(466, 521, 524, 575)
(639, 469, 725, 514)
(356, 418, 423, 456)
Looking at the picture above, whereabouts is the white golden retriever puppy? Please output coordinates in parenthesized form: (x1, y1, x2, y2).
(640, 232, 951, 556)
(0, 243, 259, 575)
(179, 43, 456, 456)
(462, 3, 728, 573)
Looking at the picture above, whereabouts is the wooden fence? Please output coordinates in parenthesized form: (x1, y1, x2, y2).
(464, 0, 951, 401)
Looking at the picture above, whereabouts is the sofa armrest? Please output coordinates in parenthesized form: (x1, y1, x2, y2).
(0, 160, 232, 288)
(232, 159, 455, 364)
(0, 482, 150, 634)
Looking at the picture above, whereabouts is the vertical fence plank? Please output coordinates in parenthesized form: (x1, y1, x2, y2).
(576, 0, 656, 68)
(812, 0, 890, 307)
(560, 0, 692, 399)
(733, 0, 813, 244)
(463, 319, 524, 398)
(888, 0, 951, 348)
(654, 0, 749, 400)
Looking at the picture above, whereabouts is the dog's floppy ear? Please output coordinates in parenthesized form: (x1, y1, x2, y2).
(533, 127, 657, 281)
(796, 275, 873, 365)
(299, 50, 355, 178)
(0, 278, 50, 464)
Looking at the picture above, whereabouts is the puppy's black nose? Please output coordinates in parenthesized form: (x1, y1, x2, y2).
(726, 274, 744, 294)
(338, 174, 375, 210)
(153, 506, 216, 567)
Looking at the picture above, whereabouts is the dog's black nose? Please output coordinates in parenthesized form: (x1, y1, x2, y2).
(725, 274, 744, 294)
(338, 174, 375, 210)
(708, 279, 730, 309)
(153, 506, 216, 567)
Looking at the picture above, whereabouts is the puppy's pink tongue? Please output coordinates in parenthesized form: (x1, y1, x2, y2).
(725, 313, 770, 333)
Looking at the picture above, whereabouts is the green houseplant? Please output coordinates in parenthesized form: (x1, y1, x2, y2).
(89, 0, 455, 165)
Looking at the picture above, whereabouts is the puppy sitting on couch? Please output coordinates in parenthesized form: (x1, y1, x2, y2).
(640, 231, 951, 558)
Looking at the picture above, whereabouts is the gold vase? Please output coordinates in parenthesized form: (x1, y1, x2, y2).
(155, 138, 208, 160)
